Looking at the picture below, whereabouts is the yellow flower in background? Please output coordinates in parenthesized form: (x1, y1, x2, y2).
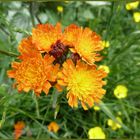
(48, 122, 60, 133)
(107, 117, 122, 130)
(102, 41, 110, 48)
(117, 111, 122, 116)
(126, 1, 139, 10)
(64, 1, 69, 3)
(93, 104, 100, 111)
(133, 12, 140, 22)
(99, 65, 110, 74)
(88, 126, 106, 139)
(57, 6, 64, 13)
(114, 85, 128, 99)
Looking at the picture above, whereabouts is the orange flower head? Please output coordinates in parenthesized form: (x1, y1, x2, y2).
(14, 121, 25, 140)
(57, 59, 107, 110)
(63, 24, 104, 65)
(18, 37, 40, 60)
(48, 122, 60, 133)
(7, 54, 59, 95)
(32, 23, 62, 52)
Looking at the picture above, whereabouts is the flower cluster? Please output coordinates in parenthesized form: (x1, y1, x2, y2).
(7, 23, 107, 110)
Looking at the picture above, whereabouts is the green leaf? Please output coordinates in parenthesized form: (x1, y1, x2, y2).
(46, 10, 59, 25)
(62, 9, 76, 26)
(11, 12, 31, 30)
(83, 10, 94, 20)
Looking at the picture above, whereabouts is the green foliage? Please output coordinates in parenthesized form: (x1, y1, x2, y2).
(0, 1, 140, 139)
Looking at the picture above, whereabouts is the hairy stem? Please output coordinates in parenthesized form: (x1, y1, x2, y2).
(0, 49, 18, 57)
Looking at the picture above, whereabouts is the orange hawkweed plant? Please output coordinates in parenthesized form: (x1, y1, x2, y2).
(7, 23, 107, 110)
(63, 24, 104, 65)
(48, 122, 60, 133)
(7, 37, 59, 95)
(32, 23, 62, 52)
(57, 59, 107, 110)
(14, 121, 25, 140)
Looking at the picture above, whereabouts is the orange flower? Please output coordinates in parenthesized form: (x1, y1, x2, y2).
(48, 122, 60, 133)
(63, 24, 103, 65)
(32, 23, 62, 52)
(7, 54, 59, 95)
(14, 121, 25, 140)
(57, 59, 107, 110)
(18, 37, 40, 60)
(18, 36, 60, 78)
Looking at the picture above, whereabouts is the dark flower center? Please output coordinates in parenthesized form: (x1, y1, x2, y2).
(49, 40, 68, 65)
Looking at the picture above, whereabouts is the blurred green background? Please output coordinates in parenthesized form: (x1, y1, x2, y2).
(0, 1, 140, 139)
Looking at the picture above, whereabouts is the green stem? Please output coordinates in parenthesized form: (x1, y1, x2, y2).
(13, 28, 31, 35)
(32, 92, 40, 118)
(29, 2, 35, 27)
(0, 49, 18, 57)
(36, 106, 50, 139)
(36, 14, 42, 24)
(119, 99, 130, 123)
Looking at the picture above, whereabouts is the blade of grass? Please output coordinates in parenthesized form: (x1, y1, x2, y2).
(0, 132, 8, 139)
(119, 99, 130, 122)
(36, 105, 51, 139)
(97, 101, 133, 133)
(32, 92, 40, 118)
